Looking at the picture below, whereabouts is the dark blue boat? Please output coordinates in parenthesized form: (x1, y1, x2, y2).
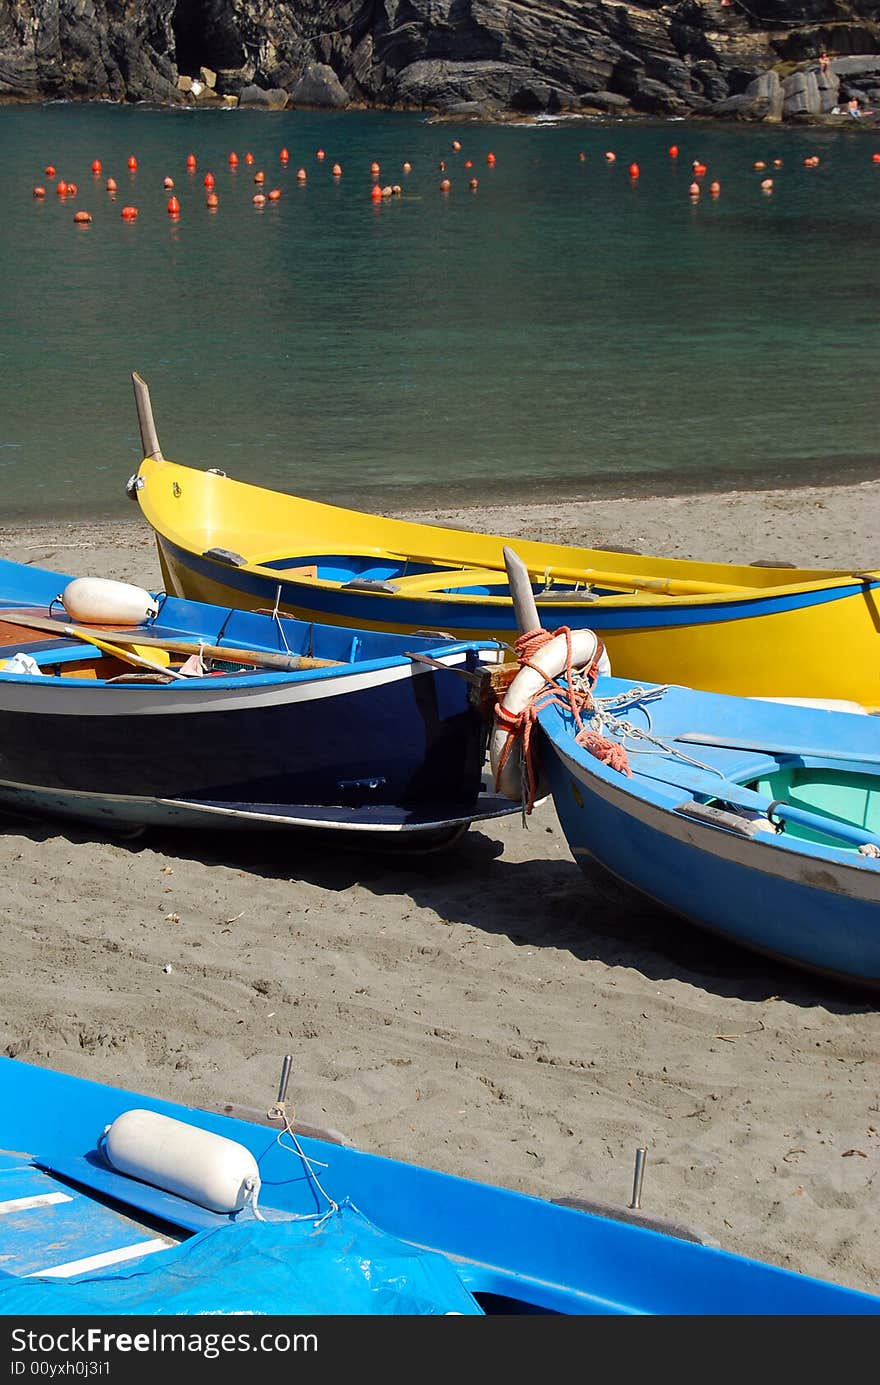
(0, 556, 515, 846)
(0, 1055, 877, 1315)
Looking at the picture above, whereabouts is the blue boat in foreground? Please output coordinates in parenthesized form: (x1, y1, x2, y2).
(489, 550, 880, 987)
(0, 1055, 876, 1315)
(0, 556, 516, 847)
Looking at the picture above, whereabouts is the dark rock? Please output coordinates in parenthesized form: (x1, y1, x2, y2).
(237, 83, 288, 109)
(0, 0, 878, 123)
(578, 90, 631, 111)
(288, 62, 349, 108)
(782, 70, 821, 117)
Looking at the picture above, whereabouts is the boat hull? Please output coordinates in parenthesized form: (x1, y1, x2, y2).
(536, 689, 880, 986)
(132, 453, 880, 707)
(2, 1056, 878, 1315)
(0, 558, 510, 842)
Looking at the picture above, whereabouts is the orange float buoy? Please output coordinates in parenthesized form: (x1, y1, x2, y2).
(370, 183, 382, 200)
(167, 195, 180, 215)
(253, 192, 266, 206)
(73, 210, 92, 224)
(186, 154, 196, 169)
(669, 145, 679, 158)
(45, 165, 56, 177)
(439, 178, 451, 192)
(204, 172, 215, 188)
(693, 163, 707, 177)
(121, 205, 138, 220)
(486, 152, 496, 164)
(709, 180, 720, 195)
(268, 188, 281, 200)
(106, 177, 117, 192)
(605, 151, 616, 162)
(464, 159, 473, 168)
(229, 152, 238, 166)
(56, 180, 68, 196)
(33, 185, 46, 198)
(370, 161, 380, 175)
(244, 152, 254, 164)
(316, 149, 325, 160)
(206, 192, 219, 208)
(628, 162, 640, 178)
(254, 170, 265, 183)
(127, 155, 137, 170)
(280, 148, 290, 162)
(163, 176, 174, 189)
(91, 160, 101, 175)
(331, 163, 342, 177)
(296, 167, 306, 181)
(873, 152, 880, 163)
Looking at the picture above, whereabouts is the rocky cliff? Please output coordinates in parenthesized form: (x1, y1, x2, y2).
(1, 0, 879, 120)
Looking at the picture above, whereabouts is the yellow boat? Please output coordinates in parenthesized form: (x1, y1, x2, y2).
(128, 373, 880, 707)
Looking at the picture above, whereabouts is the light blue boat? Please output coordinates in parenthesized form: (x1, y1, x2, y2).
(0, 1056, 877, 1315)
(532, 669, 880, 988)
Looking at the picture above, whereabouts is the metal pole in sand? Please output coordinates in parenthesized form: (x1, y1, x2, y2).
(630, 1147, 648, 1209)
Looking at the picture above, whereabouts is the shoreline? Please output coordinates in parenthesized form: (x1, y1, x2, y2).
(3, 475, 880, 574)
(1, 478, 880, 1299)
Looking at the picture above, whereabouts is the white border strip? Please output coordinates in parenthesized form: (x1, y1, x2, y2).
(27, 1237, 170, 1279)
(0, 1191, 72, 1214)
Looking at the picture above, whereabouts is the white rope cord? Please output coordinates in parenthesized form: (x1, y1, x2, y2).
(270, 582, 294, 657)
(569, 679, 730, 780)
(270, 1106, 340, 1224)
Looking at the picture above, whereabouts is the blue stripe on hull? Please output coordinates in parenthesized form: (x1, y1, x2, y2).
(162, 539, 876, 636)
(541, 748, 880, 986)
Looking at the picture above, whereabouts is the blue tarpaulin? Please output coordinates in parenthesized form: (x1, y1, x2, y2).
(0, 1201, 482, 1315)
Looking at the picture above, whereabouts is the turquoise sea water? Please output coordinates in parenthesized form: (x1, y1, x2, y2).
(1, 102, 879, 522)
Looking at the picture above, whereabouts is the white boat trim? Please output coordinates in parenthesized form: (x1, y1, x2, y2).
(27, 1237, 171, 1278)
(0, 1191, 72, 1214)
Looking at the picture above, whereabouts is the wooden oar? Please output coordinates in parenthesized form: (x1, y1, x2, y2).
(634, 758, 880, 852)
(0, 610, 340, 672)
(674, 731, 880, 768)
(398, 550, 748, 599)
(69, 630, 188, 680)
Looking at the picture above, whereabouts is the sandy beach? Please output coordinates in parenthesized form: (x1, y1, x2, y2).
(1, 480, 879, 1302)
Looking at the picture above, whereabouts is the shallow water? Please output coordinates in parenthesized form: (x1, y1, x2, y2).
(1, 103, 879, 522)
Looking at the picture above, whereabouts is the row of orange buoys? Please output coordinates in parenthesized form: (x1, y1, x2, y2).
(37, 135, 879, 222)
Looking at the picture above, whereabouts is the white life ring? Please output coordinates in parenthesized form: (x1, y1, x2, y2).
(489, 629, 610, 801)
(62, 577, 159, 626)
(102, 1108, 261, 1214)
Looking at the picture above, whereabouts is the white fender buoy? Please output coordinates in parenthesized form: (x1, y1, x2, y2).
(102, 1108, 261, 1214)
(490, 629, 609, 801)
(62, 577, 159, 625)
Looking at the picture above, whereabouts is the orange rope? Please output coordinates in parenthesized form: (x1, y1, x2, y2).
(493, 626, 631, 814)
